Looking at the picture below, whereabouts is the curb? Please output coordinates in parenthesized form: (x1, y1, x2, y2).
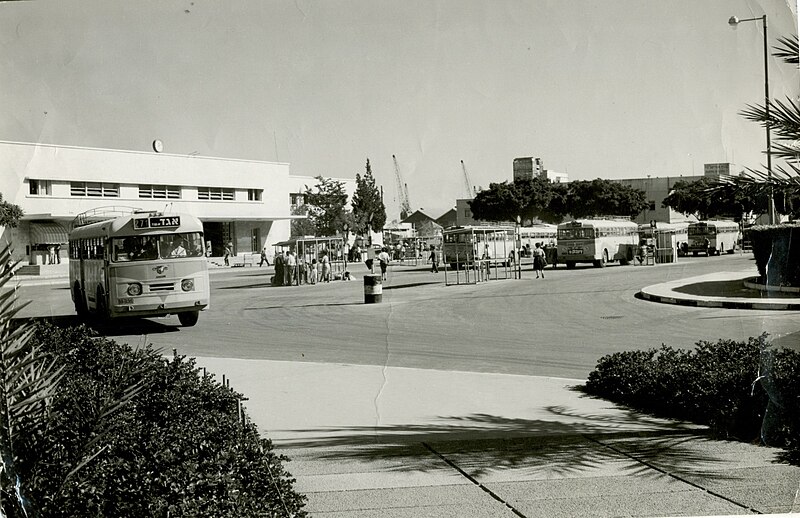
(636, 289, 800, 311)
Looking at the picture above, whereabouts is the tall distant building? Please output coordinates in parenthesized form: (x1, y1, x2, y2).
(513, 157, 567, 183)
(513, 157, 544, 181)
(704, 163, 735, 177)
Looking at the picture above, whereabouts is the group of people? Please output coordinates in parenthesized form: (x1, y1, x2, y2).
(271, 249, 332, 286)
(45, 244, 61, 264)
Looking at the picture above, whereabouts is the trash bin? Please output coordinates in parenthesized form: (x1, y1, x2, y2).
(364, 274, 382, 304)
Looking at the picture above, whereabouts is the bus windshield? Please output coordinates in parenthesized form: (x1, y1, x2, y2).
(112, 232, 205, 262)
(558, 227, 595, 240)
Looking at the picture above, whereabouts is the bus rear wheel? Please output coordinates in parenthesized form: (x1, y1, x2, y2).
(95, 287, 109, 320)
(73, 284, 88, 317)
(594, 250, 608, 268)
(566, 261, 576, 269)
(178, 311, 199, 327)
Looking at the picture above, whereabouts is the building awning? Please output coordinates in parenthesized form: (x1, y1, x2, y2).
(30, 222, 69, 245)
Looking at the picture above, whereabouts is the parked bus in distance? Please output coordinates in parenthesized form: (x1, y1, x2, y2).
(442, 226, 515, 268)
(687, 220, 740, 256)
(69, 210, 210, 326)
(557, 219, 638, 268)
(518, 224, 557, 256)
(637, 221, 689, 256)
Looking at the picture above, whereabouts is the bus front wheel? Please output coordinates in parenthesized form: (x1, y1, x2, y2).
(566, 261, 576, 269)
(178, 311, 200, 327)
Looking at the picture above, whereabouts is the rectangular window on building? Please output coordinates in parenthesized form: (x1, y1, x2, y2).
(649, 200, 656, 211)
(29, 179, 52, 196)
(198, 186, 234, 201)
(70, 182, 119, 197)
(248, 189, 263, 201)
(290, 193, 305, 206)
(139, 184, 181, 199)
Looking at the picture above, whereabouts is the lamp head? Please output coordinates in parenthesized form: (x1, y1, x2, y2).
(728, 16, 739, 28)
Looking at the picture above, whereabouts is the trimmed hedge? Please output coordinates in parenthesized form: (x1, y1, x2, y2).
(747, 223, 800, 287)
(15, 322, 307, 517)
(585, 335, 800, 459)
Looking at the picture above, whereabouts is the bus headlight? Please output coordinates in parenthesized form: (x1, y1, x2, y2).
(181, 279, 194, 292)
(127, 283, 143, 296)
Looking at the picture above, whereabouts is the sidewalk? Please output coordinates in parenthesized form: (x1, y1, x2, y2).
(195, 357, 800, 517)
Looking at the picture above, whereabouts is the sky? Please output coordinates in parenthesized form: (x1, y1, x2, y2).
(1, 0, 798, 220)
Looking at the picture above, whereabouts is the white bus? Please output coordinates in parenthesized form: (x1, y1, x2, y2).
(557, 219, 639, 268)
(687, 220, 740, 256)
(518, 224, 557, 257)
(69, 210, 210, 326)
(442, 226, 515, 268)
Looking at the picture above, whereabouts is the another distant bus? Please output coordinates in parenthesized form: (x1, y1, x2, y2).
(518, 224, 557, 256)
(442, 226, 515, 268)
(557, 219, 638, 268)
(638, 221, 690, 256)
(69, 211, 210, 326)
(687, 220, 740, 256)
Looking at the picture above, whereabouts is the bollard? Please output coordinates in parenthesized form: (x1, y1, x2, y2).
(364, 274, 382, 303)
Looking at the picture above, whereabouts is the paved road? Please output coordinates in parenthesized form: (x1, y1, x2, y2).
(15, 253, 800, 380)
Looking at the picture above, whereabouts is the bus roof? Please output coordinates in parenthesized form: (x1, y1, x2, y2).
(558, 219, 637, 228)
(69, 212, 203, 240)
(443, 225, 514, 234)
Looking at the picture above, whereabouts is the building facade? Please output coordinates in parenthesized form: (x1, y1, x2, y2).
(0, 141, 355, 264)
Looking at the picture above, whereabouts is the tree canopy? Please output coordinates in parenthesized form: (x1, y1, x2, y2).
(468, 178, 647, 224)
(661, 177, 767, 222)
(350, 159, 386, 239)
(303, 176, 351, 237)
(0, 194, 23, 228)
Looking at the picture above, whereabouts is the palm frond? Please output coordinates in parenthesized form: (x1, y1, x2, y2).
(773, 35, 799, 65)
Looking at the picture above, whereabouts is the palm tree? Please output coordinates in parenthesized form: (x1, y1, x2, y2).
(715, 35, 800, 218)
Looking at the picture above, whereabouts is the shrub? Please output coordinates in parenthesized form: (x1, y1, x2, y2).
(585, 335, 800, 451)
(748, 223, 800, 286)
(14, 321, 306, 517)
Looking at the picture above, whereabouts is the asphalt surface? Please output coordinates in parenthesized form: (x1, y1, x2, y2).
(11, 258, 800, 517)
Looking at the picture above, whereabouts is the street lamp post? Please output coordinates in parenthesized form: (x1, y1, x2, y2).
(728, 14, 776, 224)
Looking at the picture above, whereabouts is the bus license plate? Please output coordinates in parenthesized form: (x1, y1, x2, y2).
(569, 248, 583, 254)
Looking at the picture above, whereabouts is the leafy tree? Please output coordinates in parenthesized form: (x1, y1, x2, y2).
(290, 203, 316, 237)
(566, 179, 648, 219)
(468, 181, 525, 224)
(351, 159, 386, 242)
(515, 176, 556, 224)
(0, 194, 23, 228)
(662, 177, 767, 221)
(303, 176, 351, 237)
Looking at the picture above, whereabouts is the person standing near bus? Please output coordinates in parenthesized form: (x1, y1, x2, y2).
(533, 242, 546, 279)
(273, 250, 284, 286)
(285, 250, 296, 286)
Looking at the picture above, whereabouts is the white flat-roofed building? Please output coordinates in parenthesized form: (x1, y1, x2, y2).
(0, 141, 354, 264)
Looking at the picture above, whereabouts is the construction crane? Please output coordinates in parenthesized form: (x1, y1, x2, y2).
(392, 155, 411, 220)
(461, 160, 476, 198)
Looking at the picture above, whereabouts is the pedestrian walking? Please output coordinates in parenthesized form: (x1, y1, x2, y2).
(378, 247, 390, 281)
(428, 245, 439, 273)
(533, 242, 546, 278)
(223, 242, 232, 266)
(259, 245, 269, 267)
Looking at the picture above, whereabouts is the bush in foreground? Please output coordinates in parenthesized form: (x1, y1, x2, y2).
(584, 335, 800, 458)
(13, 321, 306, 517)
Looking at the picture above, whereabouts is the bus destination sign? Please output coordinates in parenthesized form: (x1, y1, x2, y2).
(134, 216, 181, 229)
